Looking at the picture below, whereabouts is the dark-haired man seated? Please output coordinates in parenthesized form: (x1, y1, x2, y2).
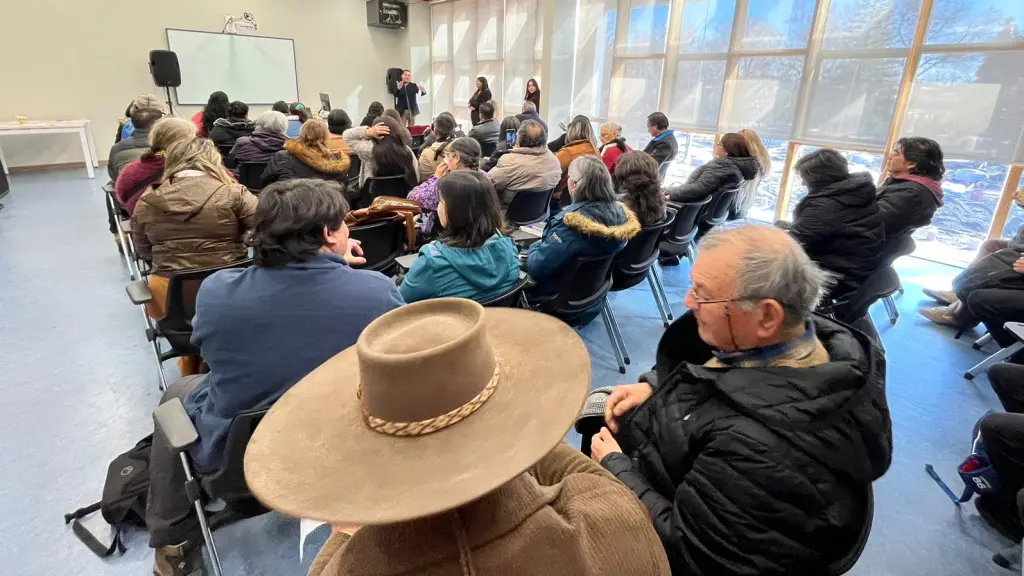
(877, 136, 945, 243)
(583, 226, 893, 576)
(146, 179, 404, 576)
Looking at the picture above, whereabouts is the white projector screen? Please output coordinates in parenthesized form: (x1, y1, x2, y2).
(166, 29, 299, 105)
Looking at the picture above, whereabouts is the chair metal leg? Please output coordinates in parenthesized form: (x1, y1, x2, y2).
(179, 453, 224, 576)
(646, 271, 670, 328)
(685, 241, 696, 264)
(897, 282, 905, 296)
(651, 265, 674, 323)
(605, 303, 630, 366)
(107, 193, 136, 280)
(883, 295, 899, 324)
(973, 333, 993, 350)
(142, 309, 169, 391)
(964, 342, 1024, 380)
(600, 307, 626, 374)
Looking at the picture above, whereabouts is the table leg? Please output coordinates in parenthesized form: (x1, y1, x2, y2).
(78, 128, 95, 179)
(84, 122, 99, 167)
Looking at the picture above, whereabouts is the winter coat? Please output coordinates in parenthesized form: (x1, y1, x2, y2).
(666, 156, 760, 203)
(876, 175, 943, 241)
(184, 252, 403, 471)
(308, 442, 671, 576)
(399, 232, 520, 303)
(469, 118, 501, 147)
(190, 110, 205, 136)
(554, 140, 601, 200)
(469, 87, 492, 126)
(343, 126, 418, 189)
(603, 312, 892, 576)
(326, 133, 354, 156)
(107, 129, 150, 182)
(515, 110, 548, 134)
(114, 154, 164, 215)
(789, 172, 887, 297)
(487, 146, 563, 209)
(600, 139, 632, 175)
(526, 201, 641, 299)
(482, 142, 512, 173)
(209, 118, 255, 149)
(407, 176, 443, 235)
(131, 172, 258, 275)
(229, 129, 288, 167)
(418, 138, 456, 183)
(642, 130, 678, 167)
(261, 140, 351, 188)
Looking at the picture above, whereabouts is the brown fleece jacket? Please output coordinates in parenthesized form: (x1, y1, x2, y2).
(262, 140, 351, 187)
(307, 442, 670, 576)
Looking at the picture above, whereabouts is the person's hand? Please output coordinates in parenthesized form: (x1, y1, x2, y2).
(434, 162, 450, 179)
(469, 105, 475, 111)
(1014, 257, 1024, 275)
(344, 239, 366, 266)
(605, 383, 654, 433)
(664, 193, 671, 200)
(367, 124, 391, 139)
(590, 427, 622, 464)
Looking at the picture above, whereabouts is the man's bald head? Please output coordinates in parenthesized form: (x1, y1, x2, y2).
(517, 119, 548, 148)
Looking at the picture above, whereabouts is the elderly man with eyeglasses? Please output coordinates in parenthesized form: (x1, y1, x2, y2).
(579, 225, 893, 576)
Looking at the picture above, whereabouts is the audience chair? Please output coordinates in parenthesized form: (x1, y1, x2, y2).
(479, 272, 532, 308)
(126, 259, 253, 390)
(153, 397, 270, 576)
(505, 187, 556, 227)
(820, 265, 902, 328)
(612, 209, 677, 329)
(348, 218, 406, 275)
(695, 186, 740, 240)
(346, 154, 361, 190)
(237, 162, 269, 194)
(529, 254, 627, 373)
(658, 161, 671, 183)
(964, 322, 1024, 380)
(823, 484, 874, 575)
(358, 175, 411, 209)
(104, 182, 143, 280)
(217, 144, 235, 168)
(659, 195, 712, 264)
(479, 141, 498, 157)
(973, 333, 994, 350)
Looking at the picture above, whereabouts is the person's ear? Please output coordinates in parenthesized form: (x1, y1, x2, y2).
(323, 225, 340, 250)
(756, 300, 787, 338)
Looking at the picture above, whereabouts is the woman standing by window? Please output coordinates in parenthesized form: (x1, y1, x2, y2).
(469, 76, 492, 127)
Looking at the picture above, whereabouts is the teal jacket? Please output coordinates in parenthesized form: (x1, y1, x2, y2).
(399, 232, 521, 303)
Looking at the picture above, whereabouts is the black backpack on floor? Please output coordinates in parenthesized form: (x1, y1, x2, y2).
(64, 434, 153, 556)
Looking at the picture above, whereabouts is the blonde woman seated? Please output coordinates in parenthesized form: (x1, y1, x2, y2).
(400, 171, 520, 303)
(262, 120, 351, 190)
(131, 138, 258, 374)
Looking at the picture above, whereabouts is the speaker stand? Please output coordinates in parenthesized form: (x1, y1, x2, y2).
(163, 86, 175, 116)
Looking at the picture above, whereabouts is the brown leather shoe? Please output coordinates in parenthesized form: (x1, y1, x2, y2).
(153, 541, 203, 576)
(922, 288, 958, 305)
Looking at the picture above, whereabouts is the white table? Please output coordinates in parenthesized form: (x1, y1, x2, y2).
(0, 120, 100, 179)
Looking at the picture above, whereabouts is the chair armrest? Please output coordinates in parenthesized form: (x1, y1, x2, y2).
(126, 280, 153, 305)
(102, 182, 115, 194)
(153, 398, 199, 452)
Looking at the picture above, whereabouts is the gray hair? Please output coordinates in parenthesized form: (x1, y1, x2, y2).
(600, 122, 622, 138)
(699, 226, 832, 328)
(517, 119, 547, 148)
(255, 110, 288, 135)
(567, 156, 616, 203)
(446, 137, 482, 170)
(522, 101, 537, 114)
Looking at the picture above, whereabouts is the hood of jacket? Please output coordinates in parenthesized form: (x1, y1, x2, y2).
(725, 156, 760, 181)
(212, 117, 254, 135)
(653, 312, 892, 484)
(431, 233, 520, 290)
(284, 140, 349, 174)
(563, 201, 641, 241)
(248, 129, 288, 153)
(806, 172, 877, 209)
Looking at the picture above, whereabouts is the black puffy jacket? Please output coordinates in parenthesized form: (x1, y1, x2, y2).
(875, 176, 943, 241)
(790, 172, 887, 297)
(209, 118, 255, 150)
(666, 156, 760, 203)
(261, 140, 351, 188)
(602, 313, 892, 576)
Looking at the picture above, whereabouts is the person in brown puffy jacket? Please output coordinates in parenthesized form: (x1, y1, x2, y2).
(553, 115, 601, 206)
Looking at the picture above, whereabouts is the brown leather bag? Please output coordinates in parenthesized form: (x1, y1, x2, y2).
(344, 196, 422, 249)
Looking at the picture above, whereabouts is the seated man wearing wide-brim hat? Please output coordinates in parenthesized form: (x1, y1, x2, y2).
(244, 298, 671, 576)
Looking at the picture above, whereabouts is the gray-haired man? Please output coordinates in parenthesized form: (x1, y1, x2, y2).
(583, 225, 893, 576)
(515, 101, 548, 134)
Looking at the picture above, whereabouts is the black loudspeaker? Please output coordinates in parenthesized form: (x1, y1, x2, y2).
(386, 67, 404, 95)
(149, 50, 181, 88)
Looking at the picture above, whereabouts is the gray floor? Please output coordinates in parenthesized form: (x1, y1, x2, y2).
(0, 168, 1015, 575)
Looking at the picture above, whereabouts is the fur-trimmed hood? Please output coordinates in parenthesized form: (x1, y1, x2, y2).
(284, 140, 350, 174)
(562, 201, 641, 241)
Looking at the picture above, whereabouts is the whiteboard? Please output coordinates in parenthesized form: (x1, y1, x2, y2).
(166, 29, 299, 105)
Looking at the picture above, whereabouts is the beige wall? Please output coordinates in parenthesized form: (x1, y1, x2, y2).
(0, 0, 432, 169)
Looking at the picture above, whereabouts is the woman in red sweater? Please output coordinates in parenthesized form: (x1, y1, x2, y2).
(115, 117, 196, 214)
(599, 121, 632, 176)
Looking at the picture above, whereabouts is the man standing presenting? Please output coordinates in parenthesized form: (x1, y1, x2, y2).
(394, 69, 426, 127)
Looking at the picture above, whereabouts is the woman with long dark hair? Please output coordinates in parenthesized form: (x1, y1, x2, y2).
(524, 78, 541, 111)
(614, 150, 666, 228)
(191, 91, 229, 137)
(360, 102, 385, 127)
(399, 171, 519, 303)
(469, 76, 492, 127)
(344, 115, 418, 190)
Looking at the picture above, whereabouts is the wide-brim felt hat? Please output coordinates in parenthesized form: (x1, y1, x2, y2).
(244, 298, 592, 525)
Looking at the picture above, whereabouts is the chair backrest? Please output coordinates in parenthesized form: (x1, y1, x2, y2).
(480, 274, 531, 307)
(238, 162, 268, 193)
(505, 188, 555, 226)
(662, 196, 712, 246)
(480, 141, 498, 157)
(613, 210, 676, 290)
(359, 174, 412, 209)
(658, 161, 671, 182)
(699, 186, 740, 229)
(159, 259, 254, 352)
(348, 218, 406, 273)
(548, 254, 616, 320)
(217, 144, 234, 160)
(823, 484, 874, 575)
(824, 265, 901, 323)
(347, 154, 361, 186)
(201, 407, 269, 503)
